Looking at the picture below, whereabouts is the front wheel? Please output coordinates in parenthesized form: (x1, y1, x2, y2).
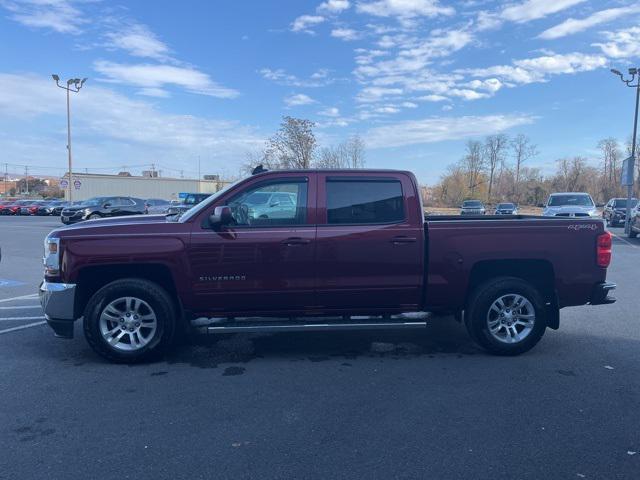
(465, 277, 547, 356)
(88, 213, 101, 220)
(83, 279, 177, 363)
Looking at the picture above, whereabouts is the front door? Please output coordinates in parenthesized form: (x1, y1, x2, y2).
(189, 175, 317, 316)
(315, 173, 423, 311)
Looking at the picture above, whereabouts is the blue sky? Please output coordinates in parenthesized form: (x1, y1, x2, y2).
(0, 0, 639, 184)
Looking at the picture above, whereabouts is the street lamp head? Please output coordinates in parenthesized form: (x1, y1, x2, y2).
(629, 68, 638, 75)
(51, 74, 60, 82)
(80, 77, 87, 87)
(610, 68, 622, 77)
(66, 78, 74, 85)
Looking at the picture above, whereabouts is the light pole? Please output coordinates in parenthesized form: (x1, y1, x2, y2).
(52, 75, 87, 202)
(610, 67, 639, 235)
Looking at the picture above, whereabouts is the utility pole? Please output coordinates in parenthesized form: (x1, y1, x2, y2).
(610, 67, 639, 236)
(24, 166, 29, 196)
(198, 156, 201, 193)
(52, 75, 87, 202)
(3, 163, 7, 198)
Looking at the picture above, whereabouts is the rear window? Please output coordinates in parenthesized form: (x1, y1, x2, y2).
(326, 179, 404, 224)
(497, 203, 515, 209)
(463, 201, 483, 208)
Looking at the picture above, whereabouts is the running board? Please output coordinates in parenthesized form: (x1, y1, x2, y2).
(205, 321, 427, 333)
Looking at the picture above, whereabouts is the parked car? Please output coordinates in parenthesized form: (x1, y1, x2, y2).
(231, 190, 298, 220)
(0, 200, 14, 214)
(542, 192, 598, 218)
(40, 168, 615, 363)
(20, 200, 46, 216)
(36, 200, 66, 216)
(2, 199, 33, 215)
(60, 196, 146, 224)
(494, 203, 518, 215)
(460, 200, 486, 215)
(144, 198, 171, 214)
(166, 193, 211, 216)
(602, 197, 638, 227)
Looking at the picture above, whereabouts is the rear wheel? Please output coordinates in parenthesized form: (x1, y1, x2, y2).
(629, 227, 638, 239)
(465, 277, 547, 356)
(83, 279, 177, 363)
(88, 213, 101, 220)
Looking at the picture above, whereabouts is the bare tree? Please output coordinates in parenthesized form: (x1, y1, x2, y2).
(345, 135, 366, 168)
(510, 134, 538, 201)
(461, 140, 485, 197)
(264, 116, 317, 169)
(483, 134, 509, 203)
(316, 135, 366, 169)
(598, 137, 621, 199)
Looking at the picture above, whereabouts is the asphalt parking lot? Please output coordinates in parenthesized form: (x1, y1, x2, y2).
(1, 216, 639, 480)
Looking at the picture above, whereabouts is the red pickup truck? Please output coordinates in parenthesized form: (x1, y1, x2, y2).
(40, 169, 615, 363)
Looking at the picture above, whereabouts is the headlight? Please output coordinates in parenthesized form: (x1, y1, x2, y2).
(43, 237, 60, 275)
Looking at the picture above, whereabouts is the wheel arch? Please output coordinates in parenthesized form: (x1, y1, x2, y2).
(75, 263, 183, 325)
(467, 259, 559, 329)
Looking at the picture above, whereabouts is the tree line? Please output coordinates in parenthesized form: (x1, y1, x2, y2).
(430, 135, 639, 207)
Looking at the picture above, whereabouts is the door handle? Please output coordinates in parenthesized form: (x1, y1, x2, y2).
(282, 237, 311, 246)
(390, 236, 417, 244)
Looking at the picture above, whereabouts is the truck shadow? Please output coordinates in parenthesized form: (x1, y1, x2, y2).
(166, 317, 481, 369)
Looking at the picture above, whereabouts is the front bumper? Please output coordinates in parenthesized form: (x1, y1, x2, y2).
(589, 282, 616, 305)
(39, 281, 77, 338)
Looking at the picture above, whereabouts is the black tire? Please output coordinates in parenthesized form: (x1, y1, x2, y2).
(88, 213, 101, 220)
(83, 278, 177, 363)
(629, 228, 638, 239)
(465, 276, 547, 356)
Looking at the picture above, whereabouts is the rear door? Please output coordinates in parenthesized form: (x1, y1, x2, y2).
(315, 172, 424, 311)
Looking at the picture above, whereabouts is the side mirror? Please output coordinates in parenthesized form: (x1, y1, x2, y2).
(209, 206, 232, 227)
(270, 201, 280, 207)
(103, 203, 112, 208)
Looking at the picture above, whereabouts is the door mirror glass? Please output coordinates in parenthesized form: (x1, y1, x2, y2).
(103, 203, 111, 209)
(209, 206, 232, 227)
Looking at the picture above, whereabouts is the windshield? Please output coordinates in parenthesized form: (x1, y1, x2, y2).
(497, 203, 515, 209)
(178, 180, 243, 222)
(613, 199, 638, 208)
(547, 194, 594, 207)
(463, 201, 482, 208)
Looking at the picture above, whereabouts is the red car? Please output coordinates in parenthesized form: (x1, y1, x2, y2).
(40, 168, 615, 363)
(2, 199, 32, 215)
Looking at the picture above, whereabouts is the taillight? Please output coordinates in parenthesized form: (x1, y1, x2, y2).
(597, 232, 612, 267)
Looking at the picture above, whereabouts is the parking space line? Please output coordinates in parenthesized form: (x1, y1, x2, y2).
(0, 321, 47, 335)
(0, 316, 46, 321)
(610, 232, 639, 248)
(0, 305, 42, 310)
(0, 293, 39, 304)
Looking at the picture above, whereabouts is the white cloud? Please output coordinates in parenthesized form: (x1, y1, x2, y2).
(93, 61, 239, 98)
(284, 93, 316, 107)
(593, 26, 640, 59)
(104, 23, 171, 60)
(1, 0, 86, 34)
(318, 107, 341, 117)
(500, 0, 586, 23)
(461, 52, 607, 85)
(331, 27, 360, 40)
(260, 68, 334, 87)
(356, 86, 403, 102)
(539, 5, 640, 40)
(418, 94, 448, 102)
(291, 14, 325, 33)
(364, 114, 535, 148)
(318, 0, 350, 13)
(0, 73, 262, 169)
(356, 0, 454, 18)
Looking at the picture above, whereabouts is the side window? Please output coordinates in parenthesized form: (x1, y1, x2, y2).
(226, 180, 308, 227)
(326, 179, 404, 225)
